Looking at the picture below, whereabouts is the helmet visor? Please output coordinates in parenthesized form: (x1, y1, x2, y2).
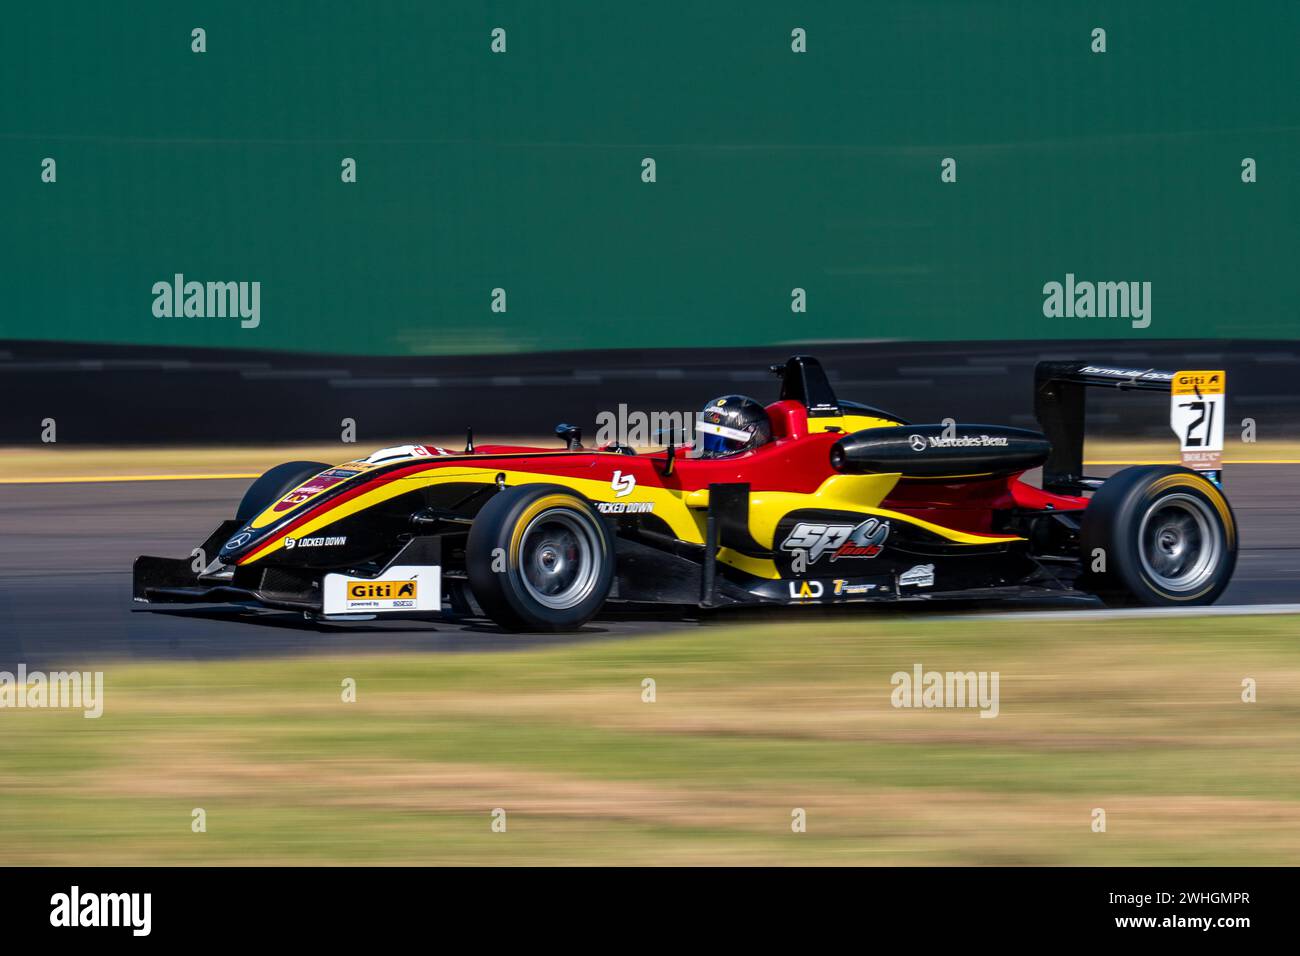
(696, 420, 753, 458)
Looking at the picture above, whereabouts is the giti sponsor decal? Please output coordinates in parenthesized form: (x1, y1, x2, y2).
(1172, 370, 1224, 396)
(781, 518, 890, 563)
(322, 565, 440, 614)
(348, 580, 417, 601)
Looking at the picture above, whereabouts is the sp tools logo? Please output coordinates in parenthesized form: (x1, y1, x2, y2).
(347, 580, 417, 600)
(611, 470, 636, 497)
(781, 518, 890, 563)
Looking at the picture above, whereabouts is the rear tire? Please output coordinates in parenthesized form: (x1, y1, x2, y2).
(1080, 465, 1237, 607)
(236, 461, 330, 523)
(466, 485, 615, 632)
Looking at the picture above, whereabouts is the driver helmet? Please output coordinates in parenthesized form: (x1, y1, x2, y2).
(696, 395, 772, 459)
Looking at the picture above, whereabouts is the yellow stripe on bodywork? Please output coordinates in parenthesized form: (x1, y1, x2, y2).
(240, 466, 707, 565)
(246, 451, 600, 530)
(690, 472, 1021, 580)
(806, 413, 901, 433)
(240, 462, 1025, 570)
(746, 474, 1023, 551)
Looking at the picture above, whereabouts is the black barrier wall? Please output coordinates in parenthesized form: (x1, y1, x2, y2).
(2, 339, 1294, 444)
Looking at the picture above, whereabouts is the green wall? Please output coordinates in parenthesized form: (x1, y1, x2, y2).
(3, 1, 1298, 355)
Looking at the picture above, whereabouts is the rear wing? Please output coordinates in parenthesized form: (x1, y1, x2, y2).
(1033, 362, 1226, 492)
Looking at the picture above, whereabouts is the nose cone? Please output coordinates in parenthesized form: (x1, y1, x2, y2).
(218, 527, 259, 563)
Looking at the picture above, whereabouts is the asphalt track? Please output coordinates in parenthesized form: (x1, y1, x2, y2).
(0, 467, 1296, 670)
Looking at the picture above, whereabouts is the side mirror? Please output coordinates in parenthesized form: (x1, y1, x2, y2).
(555, 424, 583, 450)
(660, 423, 677, 477)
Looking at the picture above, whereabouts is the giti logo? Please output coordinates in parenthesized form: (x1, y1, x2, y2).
(347, 580, 417, 600)
(1172, 370, 1225, 396)
(611, 470, 636, 498)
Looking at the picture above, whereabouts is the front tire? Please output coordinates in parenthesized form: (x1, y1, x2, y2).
(236, 460, 330, 523)
(1080, 465, 1237, 606)
(466, 485, 615, 631)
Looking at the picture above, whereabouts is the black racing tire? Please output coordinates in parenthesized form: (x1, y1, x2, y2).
(235, 460, 331, 523)
(447, 581, 483, 618)
(465, 484, 615, 632)
(1079, 465, 1237, 607)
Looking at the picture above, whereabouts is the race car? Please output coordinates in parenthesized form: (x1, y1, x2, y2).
(134, 356, 1238, 631)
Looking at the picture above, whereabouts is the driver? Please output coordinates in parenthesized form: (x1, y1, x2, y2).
(695, 395, 772, 459)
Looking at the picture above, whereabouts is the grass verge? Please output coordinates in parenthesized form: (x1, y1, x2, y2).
(2, 614, 1298, 864)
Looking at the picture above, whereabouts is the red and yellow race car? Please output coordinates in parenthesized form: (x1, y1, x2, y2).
(134, 356, 1237, 631)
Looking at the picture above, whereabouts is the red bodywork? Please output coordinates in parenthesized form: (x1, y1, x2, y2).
(460, 399, 1089, 535)
(250, 399, 1086, 557)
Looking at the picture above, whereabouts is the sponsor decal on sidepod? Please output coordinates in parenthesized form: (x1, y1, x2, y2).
(899, 564, 936, 588)
(781, 518, 890, 563)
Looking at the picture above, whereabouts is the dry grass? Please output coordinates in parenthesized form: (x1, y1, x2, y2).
(2, 614, 1299, 864)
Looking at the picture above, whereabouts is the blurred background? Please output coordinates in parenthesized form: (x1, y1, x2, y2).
(1, 1, 1298, 865)
(2, 0, 1297, 361)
